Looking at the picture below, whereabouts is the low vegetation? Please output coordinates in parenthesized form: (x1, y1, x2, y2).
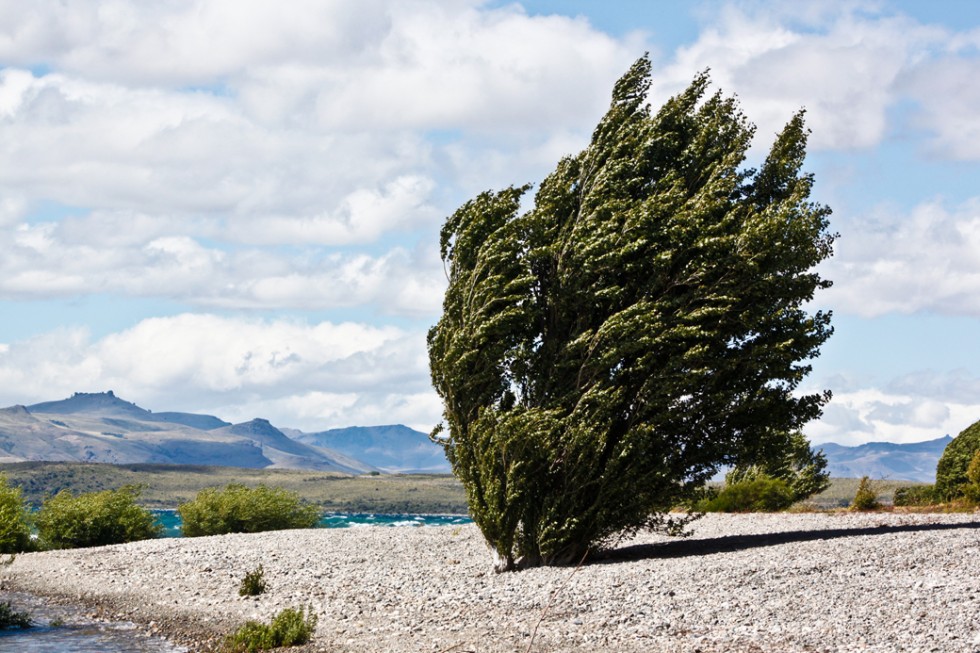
(0, 462, 469, 514)
(697, 475, 797, 513)
(178, 484, 320, 537)
(35, 486, 161, 549)
(0, 474, 33, 553)
(0, 601, 33, 630)
(224, 606, 317, 652)
(893, 484, 938, 507)
(239, 565, 267, 597)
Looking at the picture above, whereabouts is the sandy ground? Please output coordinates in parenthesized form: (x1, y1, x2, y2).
(3, 512, 980, 652)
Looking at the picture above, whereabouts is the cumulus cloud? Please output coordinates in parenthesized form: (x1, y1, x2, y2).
(804, 370, 980, 446)
(0, 314, 441, 432)
(823, 199, 980, 316)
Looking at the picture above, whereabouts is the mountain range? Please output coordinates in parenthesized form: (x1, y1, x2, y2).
(0, 391, 955, 481)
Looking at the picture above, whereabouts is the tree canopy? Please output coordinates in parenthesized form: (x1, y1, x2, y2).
(428, 56, 835, 571)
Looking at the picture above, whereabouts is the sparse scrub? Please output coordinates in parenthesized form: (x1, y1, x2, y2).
(239, 565, 267, 597)
(0, 600, 33, 629)
(0, 474, 33, 553)
(35, 486, 161, 549)
(850, 476, 880, 511)
(178, 484, 320, 537)
(893, 484, 937, 507)
(224, 606, 317, 652)
(697, 475, 796, 513)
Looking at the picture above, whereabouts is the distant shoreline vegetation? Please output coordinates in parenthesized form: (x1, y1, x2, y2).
(0, 462, 470, 514)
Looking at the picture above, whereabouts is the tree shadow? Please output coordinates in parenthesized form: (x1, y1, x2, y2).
(593, 519, 980, 564)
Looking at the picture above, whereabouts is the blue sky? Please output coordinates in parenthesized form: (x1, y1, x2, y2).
(0, 1, 977, 445)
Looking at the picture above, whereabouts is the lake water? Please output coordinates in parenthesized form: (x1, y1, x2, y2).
(4, 512, 472, 652)
(154, 510, 471, 536)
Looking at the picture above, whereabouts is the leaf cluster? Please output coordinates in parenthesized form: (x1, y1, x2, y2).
(35, 485, 161, 549)
(178, 484, 320, 537)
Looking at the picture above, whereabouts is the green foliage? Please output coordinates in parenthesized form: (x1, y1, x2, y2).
(0, 475, 33, 554)
(697, 475, 796, 512)
(35, 486, 161, 549)
(178, 484, 320, 537)
(726, 431, 830, 503)
(935, 419, 980, 499)
(224, 606, 317, 652)
(0, 600, 33, 630)
(850, 476, 880, 511)
(963, 450, 980, 503)
(239, 565, 267, 597)
(428, 56, 835, 570)
(893, 484, 937, 507)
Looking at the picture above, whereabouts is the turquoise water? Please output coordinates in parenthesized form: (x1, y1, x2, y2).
(153, 510, 471, 537)
(0, 592, 184, 652)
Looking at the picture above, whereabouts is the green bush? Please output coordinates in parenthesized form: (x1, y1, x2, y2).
(935, 418, 980, 499)
(35, 486, 161, 549)
(0, 600, 33, 630)
(178, 484, 320, 537)
(696, 475, 796, 513)
(850, 476, 880, 511)
(963, 450, 980, 503)
(893, 484, 938, 507)
(224, 606, 317, 652)
(239, 565, 267, 597)
(0, 475, 33, 554)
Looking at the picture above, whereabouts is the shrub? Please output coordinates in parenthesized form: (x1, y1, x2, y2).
(697, 475, 796, 513)
(935, 419, 980, 499)
(0, 600, 33, 630)
(850, 476, 880, 511)
(893, 484, 938, 507)
(178, 484, 320, 537)
(0, 475, 33, 554)
(35, 486, 161, 549)
(224, 606, 317, 652)
(239, 565, 267, 597)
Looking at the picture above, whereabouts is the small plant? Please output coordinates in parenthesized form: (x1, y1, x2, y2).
(35, 485, 161, 549)
(0, 600, 33, 630)
(0, 474, 33, 554)
(224, 606, 317, 652)
(850, 476, 880, 511)
(239, 565, 267, 597)
(178, 484, 320, 537)
(893, 484, 937, 507)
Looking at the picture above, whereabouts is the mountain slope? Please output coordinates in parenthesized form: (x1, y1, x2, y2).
(817, 436, 952, 482)
(1, 392, 368, 473)
(290, 425, 450, 473)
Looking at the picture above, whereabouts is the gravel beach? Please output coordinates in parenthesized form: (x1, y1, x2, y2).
(3, 512, 979, 652)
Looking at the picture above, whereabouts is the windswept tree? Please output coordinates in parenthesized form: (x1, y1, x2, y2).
(428, 56, 835, 571)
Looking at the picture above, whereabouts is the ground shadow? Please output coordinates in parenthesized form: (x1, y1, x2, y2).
(593, 519, 980, 565)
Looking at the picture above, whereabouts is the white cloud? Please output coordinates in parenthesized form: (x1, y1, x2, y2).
(0, 314, 442, 432)
(823, 199, 980, 316)
(805, 369, 980, 446)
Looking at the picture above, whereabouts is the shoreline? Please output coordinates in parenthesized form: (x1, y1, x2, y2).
(3, 513, 980, 652)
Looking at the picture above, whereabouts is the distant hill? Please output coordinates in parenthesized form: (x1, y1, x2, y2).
(817, 436, 952, 483)
(289, 424, 451, 474)
(0, 392, 373, 474)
